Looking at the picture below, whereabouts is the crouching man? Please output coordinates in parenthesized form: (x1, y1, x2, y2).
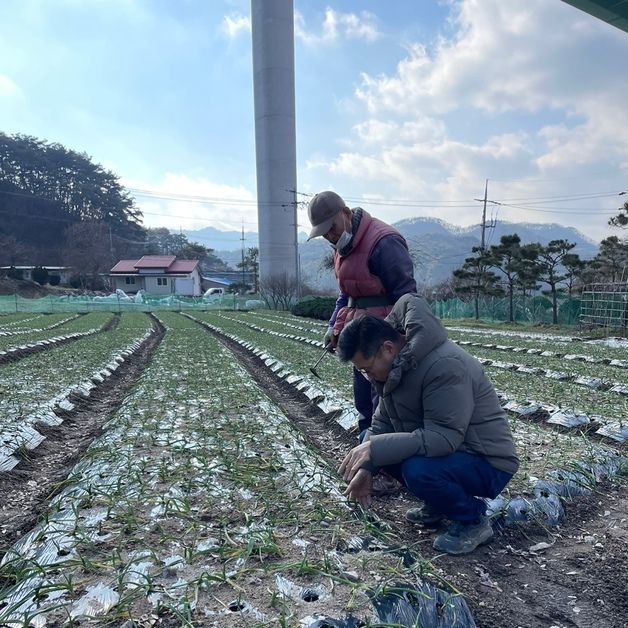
(337, 294, 519, 555)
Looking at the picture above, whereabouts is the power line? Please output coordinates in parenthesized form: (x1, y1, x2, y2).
(495, 202, 618, 215)
(295, 188, 625, 206)
(489, 169, 624, 183)
(4, 185, 624, 212)
(1, 186, 622, 234)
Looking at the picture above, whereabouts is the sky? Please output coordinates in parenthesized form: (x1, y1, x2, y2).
(1, 0, 628, 251)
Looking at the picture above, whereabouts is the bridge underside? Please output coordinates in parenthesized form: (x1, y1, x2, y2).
(562, 0, 628, 33)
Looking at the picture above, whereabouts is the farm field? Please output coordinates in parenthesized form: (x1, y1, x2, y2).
(0, 309, 626, 628)
(0, 313, 112, 355)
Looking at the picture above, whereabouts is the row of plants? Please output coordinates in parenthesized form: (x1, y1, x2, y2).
(0, 312, 154, 472)
(195, 312, 354, 401)
(258, 310, 328, 330)
(486, 367, 626, 435)
(447, 327, 628, 363)
(0, 313, 110, 353)
(218, 313, 324, 351)
(458, 346, 628, 393)
(187, 314, 357, 430)
(0, 311, 465, 627)
(244, 312, 324, 336)
(0, 313, 82, 337)
(0, 313, 46, 329)
(451, 338, 628, 371)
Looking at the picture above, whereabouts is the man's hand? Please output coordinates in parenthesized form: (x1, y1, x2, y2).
(339, 440, 372, 483)
(344, 469, 373, 508)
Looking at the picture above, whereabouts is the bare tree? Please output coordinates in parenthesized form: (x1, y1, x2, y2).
(424, 278, 457, 302)
(320, 251, 335, 272)
(0, 235, 34, 266)
(62, 221, 112, 289)
(259, 272, 300, 310)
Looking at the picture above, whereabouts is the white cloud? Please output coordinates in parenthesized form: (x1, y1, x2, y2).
(352, 117, 446, 146)
(355, 0, 628, 120)
(302, 0, 628, 242)
(222, 13, 251, 38)
(295, 8, 381, 46)
(0, 74, 21, 96)
(122, 174, 257, 232)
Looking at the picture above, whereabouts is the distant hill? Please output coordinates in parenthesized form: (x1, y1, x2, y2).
(186, 219, 600, 291)
(183, 226, 258, 251)
(392, 218, 599, 287)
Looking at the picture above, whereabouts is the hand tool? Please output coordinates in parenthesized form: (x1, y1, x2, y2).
(309, 344, 333, 378)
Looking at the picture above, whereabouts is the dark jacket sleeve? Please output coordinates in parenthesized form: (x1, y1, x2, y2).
(368, 235, 417, 301)
(328, 292, 348, 327)
(368, 356, 474, 467)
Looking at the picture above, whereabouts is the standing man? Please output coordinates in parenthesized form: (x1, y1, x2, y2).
(307, 191, 416, 436)
(336, 294, 519, 555)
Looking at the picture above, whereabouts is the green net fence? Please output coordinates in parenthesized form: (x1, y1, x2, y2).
(0, 293, 261, 313)
(431, 295, 582, 325)
(0, 293, 584, 325)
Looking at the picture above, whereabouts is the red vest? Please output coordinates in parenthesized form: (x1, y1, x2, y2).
(332, 210, 401, 332)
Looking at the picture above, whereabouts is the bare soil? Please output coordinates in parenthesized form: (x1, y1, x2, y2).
(210, 326, 628, 628)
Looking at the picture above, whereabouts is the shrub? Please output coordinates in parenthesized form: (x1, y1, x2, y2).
(69, 274, 85, 289)
(291, 296, 336, 320)
(6, 266, 23, 280)
(87, 275, 106, 291)
(49, 275, 61, 286)
(31, 266, 49, 285)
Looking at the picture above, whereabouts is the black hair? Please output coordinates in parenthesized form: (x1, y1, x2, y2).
(337, 314, 400, 362)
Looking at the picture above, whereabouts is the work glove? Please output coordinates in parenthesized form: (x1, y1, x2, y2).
(323, 326, 337, 351)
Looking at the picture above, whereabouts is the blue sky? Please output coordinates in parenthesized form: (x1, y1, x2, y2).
(1, 0, 627, 249)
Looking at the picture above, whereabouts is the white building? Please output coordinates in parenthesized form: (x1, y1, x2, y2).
(109, 256, 202, 296)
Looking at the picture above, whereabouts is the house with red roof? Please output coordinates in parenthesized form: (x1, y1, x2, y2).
(109, 256, 202, 296)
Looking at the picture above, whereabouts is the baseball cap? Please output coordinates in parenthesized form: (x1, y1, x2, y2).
(307, 191, 346, 240)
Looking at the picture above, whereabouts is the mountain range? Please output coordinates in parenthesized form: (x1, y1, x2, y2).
(185, 218, 600, 290)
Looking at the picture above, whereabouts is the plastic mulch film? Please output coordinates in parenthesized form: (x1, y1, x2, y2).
(306, 581, 476, 628)
(488, 450, 628, 525)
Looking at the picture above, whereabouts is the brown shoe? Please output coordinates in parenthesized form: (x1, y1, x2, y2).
(372, 472, 402, 496)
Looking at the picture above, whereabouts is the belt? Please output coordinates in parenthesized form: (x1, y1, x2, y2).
(347, 295, 395, 308)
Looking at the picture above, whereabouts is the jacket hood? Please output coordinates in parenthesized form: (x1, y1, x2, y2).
(377, 294, 448, 395)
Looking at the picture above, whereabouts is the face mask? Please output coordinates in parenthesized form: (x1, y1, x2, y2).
(332, 230, 352, 251)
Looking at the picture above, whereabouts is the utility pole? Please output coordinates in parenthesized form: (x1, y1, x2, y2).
(481, 179, 488, 250)
(284, 190, 304, 297)
(471, 179, 496, 320)
(241, 223, 246, 293)
(474, 179, 498, 251)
